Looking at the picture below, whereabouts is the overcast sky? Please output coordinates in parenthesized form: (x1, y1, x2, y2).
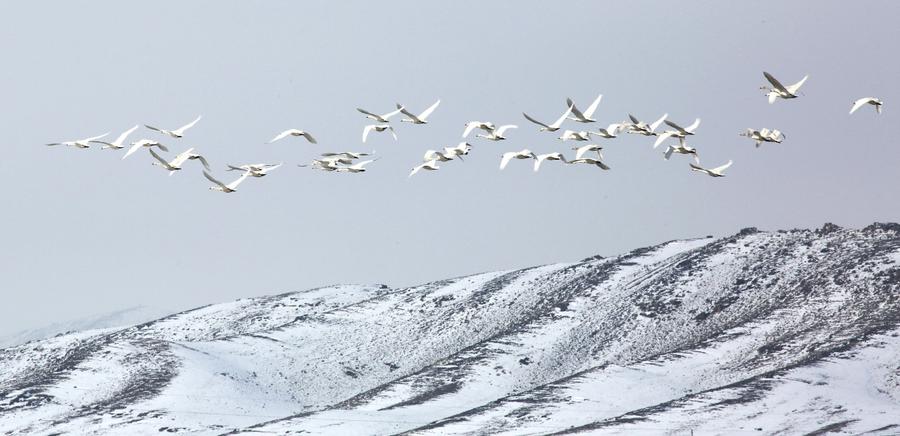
(1, 1, 898, 337)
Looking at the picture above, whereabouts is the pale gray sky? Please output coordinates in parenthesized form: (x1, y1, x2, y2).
(1, 1, 898, 336)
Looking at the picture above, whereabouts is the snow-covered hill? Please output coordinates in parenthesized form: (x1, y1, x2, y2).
(0, 306, 173, 350)
(2, 223, 899, 435)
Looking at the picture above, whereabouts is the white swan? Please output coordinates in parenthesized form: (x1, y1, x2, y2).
(90, 126, 139, 150)
(626, 113, 668, 136)
(476, 125, 517, 141)
(762, 72, 808, 103)
(357, 106, 404, 123)
(335, 159, 377, 173)
(396, 100, 440, 124)
(145, 115, 202, 138)
(46, 132, 109, 149)
(123, 139, 168, 160)
(653, 118, 701, 148)
(321, 151, 372, 160)
(409, 159, 440, 177)
(572, 144, 604, 160)
(558, 130, 592, 141)
(227, 163, 283, 177)
(566, 94, 602, 123)
(203, 170, 252, 193)
(148, 147, 211, 175)
(690, 160, 732, 177)
(664, 144, 699, 162)
(298, 159, 341, 172)
(267, 129, 317, 144)
(462, 121, 496, 138)
(590, 123, 626, 139)
(522, 105, 573, 132)
(423, 149, 456, 162)
(499, 149, 537, 170)
(533, 152, 568, 171)
(362, 124, 397, 143)
(740, 128, 784, 147)
(849, 97, 883, 115)
(443, 142, 471, 159)
(568, 157, 611, 170)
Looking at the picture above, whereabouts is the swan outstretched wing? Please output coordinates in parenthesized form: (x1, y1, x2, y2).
(711, 160, 733, 173)
(684, 118, 701, 133)
(785, 75, 808, 94)
(653, 131, 675, 148)
(268, 129, 296, 143)
(582, 94, 602, 118)
(763, 72, 788, 93)
(203, 171, 228, 189)
(523, 112, 550, 129)
(499, 152, 518, 170)
(495, 125, 517, 136)
(148, 148, 171, 167)
(362, 125, 376, 143)
(417, 99, 441, 121)
(664, 120, 687, 134)
(849, 97, 873, 114)
(357, 108, 379, 118)
(566, 98, 588, 121)
(650, 113, 668, 132)
(174, 115, 202, 135)
(549, 105, 574, 129)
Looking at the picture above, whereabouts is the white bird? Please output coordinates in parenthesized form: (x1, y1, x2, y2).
(396, 100, 440, 124)
(626, 113, 668, 136)
(761, 72, 808, 104)
(443, 142, 472, 159)
(571, 144, 604, 160)
(299, 159, 341, 172)
(123, 139, 168, 160)
(462, 121, 497, 138)
(148, 147, 211, 175)
(362, 124, 397, 143)
(476, 125, 517, 141)
(566, 94, 603, 123)
(499, 149, 537, 170)
(653, 118, 701, 148)
(227, 163, 283, 177)
(522, 105, 573, 132)
(321, 151, 372, 160)
(409, 159, 440, 177)
(590, 123, 626, 139)
(533, 152, 568, 172)
(357, 106, 404, 123)
(90, 125, 139, 150)
(740, 128, 784, 147)
(690, 160, 732, 177)
(203, 170, 252, 193)
(145, 115, 202, 138)
(664, 144, 699, 163)
(335, 159, 377, 173)
(558, 130, 592, 141)
(849, 97, 883, 115)
(423, 149, 456, 162)
(568, 157, 611, 170)
(267, 129, 317, 144)
(46, 132, 110, 149)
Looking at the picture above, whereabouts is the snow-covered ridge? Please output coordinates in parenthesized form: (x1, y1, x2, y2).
(1, 223, 899, 435)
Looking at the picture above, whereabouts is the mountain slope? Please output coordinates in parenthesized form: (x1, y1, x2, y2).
(0, 305, 173, 349)
(1, 223, 899, 435)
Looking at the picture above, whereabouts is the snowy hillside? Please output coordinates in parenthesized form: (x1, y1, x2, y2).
(0, 306, 172, 349)
(2, 223, 899, 435)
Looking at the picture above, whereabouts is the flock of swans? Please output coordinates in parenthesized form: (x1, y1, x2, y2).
(45, 71, 884, 193)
